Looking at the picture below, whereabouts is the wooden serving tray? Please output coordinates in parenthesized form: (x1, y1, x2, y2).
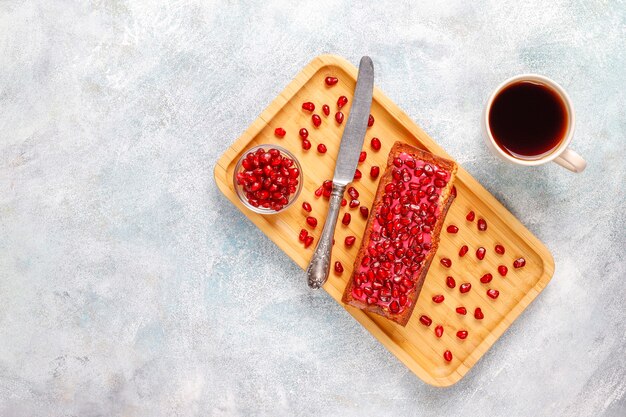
(214, 55, 554, 386)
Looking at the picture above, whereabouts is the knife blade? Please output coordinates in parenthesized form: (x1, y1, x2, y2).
(306, 56, 374, 289)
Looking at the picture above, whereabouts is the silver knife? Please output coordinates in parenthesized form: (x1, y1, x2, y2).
(306, 56, 374, 289)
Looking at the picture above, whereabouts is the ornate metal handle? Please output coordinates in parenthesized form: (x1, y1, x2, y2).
(306, 184, 346, 289)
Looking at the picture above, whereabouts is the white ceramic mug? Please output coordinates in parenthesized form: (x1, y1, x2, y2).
(482, 74, 586, 173)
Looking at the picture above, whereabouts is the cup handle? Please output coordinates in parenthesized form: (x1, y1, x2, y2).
(553, 148, 587, 173)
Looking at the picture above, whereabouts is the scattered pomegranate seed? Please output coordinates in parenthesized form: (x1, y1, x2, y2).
(477, 218, 487, 231)
(325, 76, 338, 86)
(443, 350, 453, 362)
(440, 258, 452, 268)
(302, 102, 315, 112)
(476, 247, 486, 260)
(474, 308, 484, 320)
(335, 112, 344, 124)
(304, 235, 314, 248)
(314, 186, 323, 197)
(348, 186, 359, 199)
(299, 127, 309, 139)
(334, 261, 344, 274)
(323, 180, 332, 191)
(370, 166, 380, 178)
(359, 206, 369, 219)
(456, 306, 467, 315)
(342, 213, 351, 225)
(317, 143, 327, 154)
(312, 114, 322, 127)
(513, 257, 526, 268)
(432, 294, 445, 303)
(345, 236, 356, 247)
(368, 114, 374, 127)
(353, 169, 362, 180)
(456, 330, 468, 340)
(299, 229, 308, 242)
(358, 151, 367, 163)
(274, 127, 286, 138)
(460, 283, 472, 293)
(495, 244, 505, 255)
(435, 325, 444, 338)
(341, 198, 347, 207)
(466, 210, 475, 221)
(302, 202, 312, 212)
(498, 265, 508, 276)
(487, 289, 499, 299)
(337, 95, 348, 108)
(419, 315, 432, 327)
(459, 245, 469, 257)
(371, 137, 381, 151)
(446, 276, 456, 288)
(322, 188, 331, 198)
(322, 104, 330, 116)
(306, 216, 318, 228)
(480, 273, 493, 283)
(302, 139, 311, 150)
(447, 225, 459, 234)
(349, 199, 360, 208)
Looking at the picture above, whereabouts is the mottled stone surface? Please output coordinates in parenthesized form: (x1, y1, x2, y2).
(0, 1, 625, 416)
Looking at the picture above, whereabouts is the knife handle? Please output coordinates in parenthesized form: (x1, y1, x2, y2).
(306, 184, 346, 289)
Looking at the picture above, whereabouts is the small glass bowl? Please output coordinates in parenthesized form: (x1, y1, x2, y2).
(233, 144, 303, 214)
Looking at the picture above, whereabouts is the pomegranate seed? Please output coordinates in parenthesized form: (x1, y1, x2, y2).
(298, 229, 308, 242)
(312, 114, 322, 127)
(368, 114, 374, 127)
(456, 330, 468, 340)
(334, 261, 344, 274)
(480, 273, 493, 283)
(299, 127, 309, 139)
(323, 180, 333, 191)
(370, 166, 380, 178)
(495, 244, 505, 255)
(474, 308, 484, 320)
(459, 245, 469, 257)
(443, 350, 453, 362)
(317, 143, 327, 153)
(498, 265, 508, 276)
(274, 127, 286, 138)
(335, 112, 344, 124)
(487, 289, 499, 299)
(342, 213, 351, 225)
(302, 139, 311, 150)
(477, 218, 487, 231)
(456, 306, 467, 315)
(348, 186, 359, 199)
(359, 206, 369, 219)
(435, 325, 444, 338)
(314, 186, 323, 197)
(513, 257, 526, 268)
(460, 283, 471, 293)
(337, 95, 348, 108)
(325, 76, 338, 86)
(371, 137, 381, 151)
(306, 216, 318, 228)
(447, 225, 459, 234)
(304, 235, 314, 248)
(345, 236, 356, 247)
(358, 151, 367, 163)
(349, 199, 360, 208)
(302, 202, 312, 212)
(353, 169, 362, 180)
(446, 276, 456, 288)
(322, 104, 330, 116)
(476, 247, 486, 260)
(302, 102, 315, 112)
(419, 315, 432, 327)
(432, 294, 445, 303)
(389, 300, 400, 314)
(451, 185, 457, 197)
(440, 258, 452, 268)
(341, 198, 347, 207)
(466, 210, 475, 221)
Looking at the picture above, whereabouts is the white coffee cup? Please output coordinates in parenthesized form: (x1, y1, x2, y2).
(482, 74, 586, 173)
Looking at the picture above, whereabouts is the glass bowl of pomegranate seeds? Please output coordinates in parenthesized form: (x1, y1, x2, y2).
(234, 145, 303, 214)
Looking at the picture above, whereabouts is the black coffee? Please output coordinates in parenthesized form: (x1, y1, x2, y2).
(489, 81, 568, 160)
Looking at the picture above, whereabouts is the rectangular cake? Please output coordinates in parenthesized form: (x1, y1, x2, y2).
(342, 142, 458, 326)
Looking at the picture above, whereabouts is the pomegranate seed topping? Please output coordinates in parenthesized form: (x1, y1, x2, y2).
(345, 236, 356, 247)
(298, 229, 308, 242)
(299, 128, 309, 139)
(447, 225, 459, 234)
(341, 198, 347, 207)
(432, 294, 445, 303)
(370, 166, 380, 178)
(419, 315, 432, 327)
(456, 330, 468, 340)
(371, 137, 381, 151)
(476, 247, 486, 260)
(353, 169, 362, 180)
(314, 186, 323, 197)
(335, 112, 344, 124)
(487, 289, 500, 299)
(359, 206, 369, 219)
(349, 199, 360, 208)
(466, 210, 475, 221)
(312, 114, 322, 127)
(304, 235, 314, 248)
(306, 216, 318, 228)
(325, 76, 338, 86)
(302, 139, 311, 150)
(359, 151, 367, 163)
(440, 258, 452, 268)
(459, 245, 469, 257)
(368, 114, 374, 127)
(322, 104, 330, 116)
(274, 127, 286, 138)
(348, 186, 359, 199)
(474, 307, 484, 319)
(477, 218, 487, 231)
(337, 95, 348, 108)
(302, 202, 312, 212)
(495, 244, 505, 254)
(334, 261, 344, 274)
(389, 300, 400, 314)
(342, 213, 351, 225)
(446, 276, 456, 288)
(480, 273, 493, 283)
(460, 283, 471, 293)
(456, 306, 467, 315)
(302, 102, 315, 112)
(317, 143, 327, 153)
(435, 325, 444, 338)
(498, 265, 508, 276)
(443, 350, 453, 362)
(513, 257, 526, 268)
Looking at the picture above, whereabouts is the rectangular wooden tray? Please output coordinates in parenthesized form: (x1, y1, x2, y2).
(214, 55, 554, 386)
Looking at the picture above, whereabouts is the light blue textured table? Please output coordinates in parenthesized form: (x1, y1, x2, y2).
(1, 1, 625, 416)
